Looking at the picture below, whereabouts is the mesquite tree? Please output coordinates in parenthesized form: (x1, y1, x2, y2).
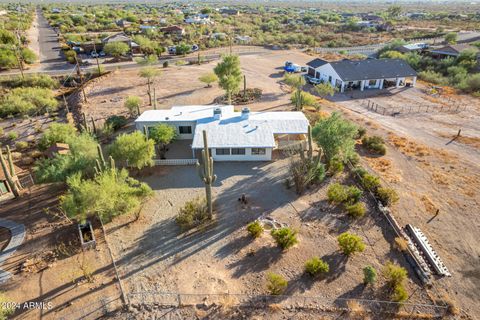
(214, 55, 242, 104)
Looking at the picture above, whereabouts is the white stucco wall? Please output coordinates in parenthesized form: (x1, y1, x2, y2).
(313, 64, 343, 87)
(135, 120, 196, 140)
(211, 147, 272, 161)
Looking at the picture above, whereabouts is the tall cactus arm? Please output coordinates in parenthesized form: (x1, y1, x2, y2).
(6, 145, 15, 177)
(0, 148, 19, 197)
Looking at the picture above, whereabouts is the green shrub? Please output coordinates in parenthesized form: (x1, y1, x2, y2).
(266, 272, 288, 295)
(392, 283, 408, 302)
(363, 266, 377, 285)
(328, 156, 344, 175)
(305, 257, 329, 276)
(327, 183, 348, 203)
(271, 227, 298, 250)
(4, 74, 59, 89)
(64, 49, 77, 63)
(327, 183, 362, 204)
(15, 141, 28, 150)
(0, 87, 59, 117)
(376, 187, 399, 206)
(246, 221, 264, 238)
(337, 232, 365, 256)
(124, 96, 141, 117)
(345, 202, 366, 218)
(105, 115, 128, 131)
(7, 131, 18, 140)
(0, 292, 14, 319)
(175, 197, 210, 231)
(418, 70, 448, 85)
(362, 136, 386, 155)
(361, 173, 381, 191)
(163, 61, 169, 68)
(38, 123, 77, 150)
(0, 127, 3, 136)
(356, 127, 367, 139)
(383, 262, 407, 287)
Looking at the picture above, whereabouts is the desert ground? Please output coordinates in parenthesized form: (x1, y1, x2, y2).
(74, 50, 480, 317)
(2, 48, 478, 319)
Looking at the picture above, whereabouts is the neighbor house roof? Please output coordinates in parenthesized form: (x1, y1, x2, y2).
(308, 58, 417, 81)
(102, 33, 132, 43)
(159, 25, 184, 33)
(306, 58, 329, 68)
(135, 105, 309, 149)
(430, 44, 478, 56)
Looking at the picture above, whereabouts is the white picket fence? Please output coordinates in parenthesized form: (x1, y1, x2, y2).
(153, 159, 198, 166)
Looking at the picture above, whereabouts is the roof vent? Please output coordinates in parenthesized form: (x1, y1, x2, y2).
(213, 107, 222, 120)
(241, 107, 250, 119)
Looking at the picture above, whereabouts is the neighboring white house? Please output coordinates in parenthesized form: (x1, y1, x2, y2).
(135, 105, 309, 161)
(184, 14, 213, 24)
(306, 58, 417, 92)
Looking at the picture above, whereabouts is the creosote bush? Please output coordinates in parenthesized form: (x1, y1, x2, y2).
(266, 272, 288, 295)
(337, 232, 365, 256)
(15, 141, 28, 150)
(345, 202, 366, 218)
(246, 220, 264, 238)
(327, 183, 362, 205)
(305, 257, 329, 276)
(362, 135, 387, 155)
(271, 227, 298, 250)
(376, 187, 399, 206)
(175, 197, 210, 231)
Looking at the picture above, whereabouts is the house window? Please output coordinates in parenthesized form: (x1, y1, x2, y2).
(328, 76, 332, 83)
(251, 148, 266, 155)
(216, 148, 230, 155)
(231, 148, 246, 155)
(179, 126, 192, 134)
(368, 80, 377, 86)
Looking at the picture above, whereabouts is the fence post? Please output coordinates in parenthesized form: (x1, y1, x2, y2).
(177, 293, 181, 307)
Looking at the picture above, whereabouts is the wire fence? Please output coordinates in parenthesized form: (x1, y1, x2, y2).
(56, 295, 122, 320)
(127, 291, 448, 317)
(361, 99, 467, 116)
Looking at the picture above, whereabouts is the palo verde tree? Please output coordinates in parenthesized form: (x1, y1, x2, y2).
(314, 82, 336, 100)
(196, 130, 217, 219)
(214, 55, 243, 104)
(139, 66, 161, 106)
(312, 112, 358, 166)
(148, 123, 177, 159)
(284, 73, 306, 111)
(109, 131, 155, 169)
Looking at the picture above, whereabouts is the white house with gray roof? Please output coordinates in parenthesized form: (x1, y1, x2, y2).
(306, 58, 417, 92)
(135, 105, 309, 161)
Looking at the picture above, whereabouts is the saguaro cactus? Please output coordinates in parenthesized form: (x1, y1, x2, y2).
(196, 130, 216, 218)
(0, 147, 19, 197)
(307, 125, 313, 160)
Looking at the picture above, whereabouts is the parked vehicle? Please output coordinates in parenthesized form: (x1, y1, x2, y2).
(168, 46, 176, 54)
(191, 44, 199, 52)
(305, 75, 322, 85)
(284, 61, 303, 73)
(99, 51, 106, 57)
(91, 51, 99, 58)
(72, 46, 84, 53)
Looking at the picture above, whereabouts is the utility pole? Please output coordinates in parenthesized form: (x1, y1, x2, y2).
(93, 40, 102, 76)
(74, 55, 88, 103)
(14, 30, 25, 79)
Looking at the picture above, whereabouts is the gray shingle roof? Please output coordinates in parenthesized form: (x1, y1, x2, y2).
(306, 58, 328, 68)
(329, 59, 417, 81)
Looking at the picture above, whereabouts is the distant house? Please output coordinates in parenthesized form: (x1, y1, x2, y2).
(235, 35, 252, 44)
(210, 32, 227, 40)
(135, 105, 309, 161)
(51, 8, 61, 14)
(430, 44, 478, 58)
(116, 19, 132, 28)
(159, 25, 185, 37)
(395, 43, 429, 54)
(140, 25, 156, 32)
(102, 33, 140, 54)
(361, 14, 384, 23)
(185, 14, 212, 24)
(306, 58, 417, 92)
(219, 8, 240, 16)
(159, 18, 168, 25)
